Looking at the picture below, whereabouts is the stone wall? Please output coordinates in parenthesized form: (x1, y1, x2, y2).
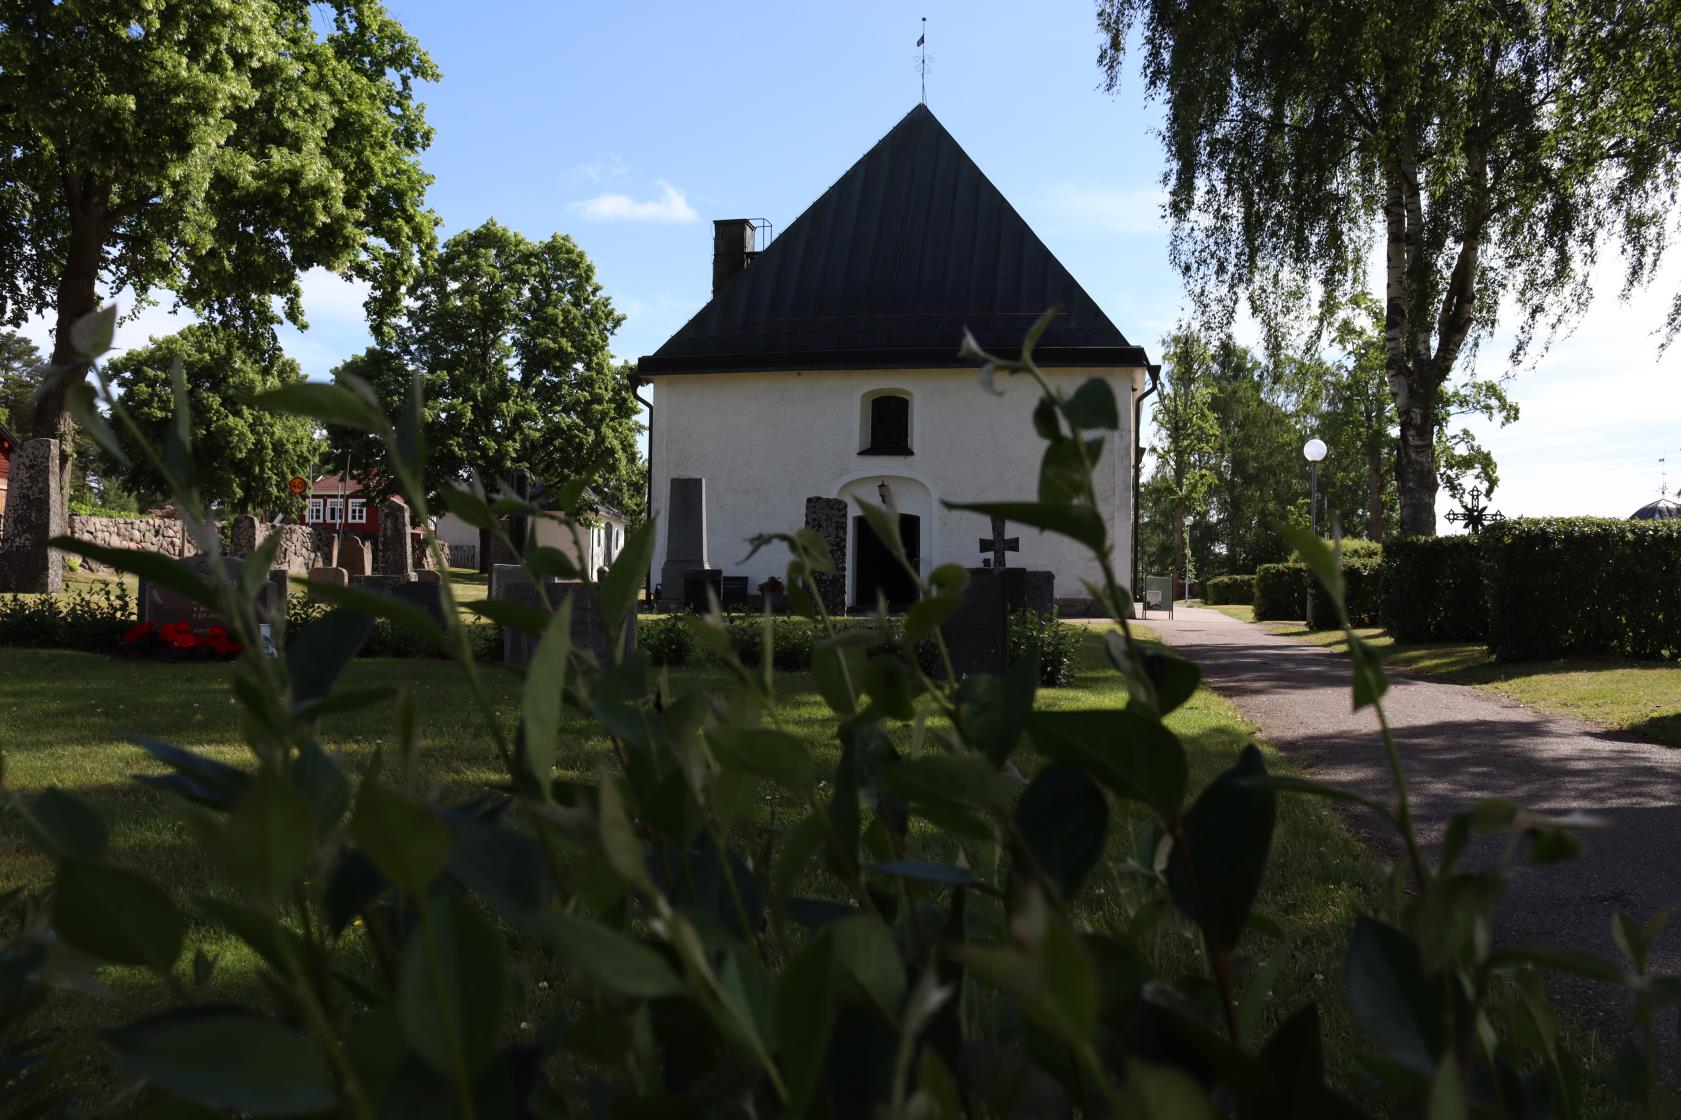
(69, 515, 198, 572)
(265, 524, 317, 572)
(66, 515, 318, 574)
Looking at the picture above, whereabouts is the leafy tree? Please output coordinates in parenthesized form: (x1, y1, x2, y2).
(102, 325, 320, 515)
(1151, 330, 1221, 584)
(0, 329, 43, 434)
(1098, 0, 1681, 534)
(0, 0, 437, 501)
(0, 327, 127, 507)
(1206, 342, 1306, 572)
(331, 220, 643, 566)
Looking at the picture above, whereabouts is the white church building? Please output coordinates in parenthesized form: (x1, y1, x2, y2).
(636, 105, 1154, 611)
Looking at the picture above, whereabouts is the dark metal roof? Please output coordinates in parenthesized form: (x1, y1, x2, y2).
(1631, 497, 1681, 521)
(638, 104, 1148, 376)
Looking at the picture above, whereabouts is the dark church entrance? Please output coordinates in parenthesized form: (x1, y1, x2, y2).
(853, 514, 920, 611)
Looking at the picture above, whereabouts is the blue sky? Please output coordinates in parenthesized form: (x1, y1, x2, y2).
(26, 0, 1681, 523)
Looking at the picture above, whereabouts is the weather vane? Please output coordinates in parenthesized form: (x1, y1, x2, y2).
(916, 17, 928, 105)
(1444, 486, 1505, 533)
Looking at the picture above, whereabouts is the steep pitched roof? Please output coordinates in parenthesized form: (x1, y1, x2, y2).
(638, 104, 1148, 375)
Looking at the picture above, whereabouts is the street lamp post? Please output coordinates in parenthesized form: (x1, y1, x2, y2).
(1302, 438, 1327, 622)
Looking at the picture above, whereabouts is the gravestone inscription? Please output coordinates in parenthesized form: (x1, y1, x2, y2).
(141, 555, 281, 633)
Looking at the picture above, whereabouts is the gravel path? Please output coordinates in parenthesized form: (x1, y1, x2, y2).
(1149, 604, 1681, 1061)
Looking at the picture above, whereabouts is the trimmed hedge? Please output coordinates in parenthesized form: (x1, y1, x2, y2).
(1484, 517, 1681, 661)
(1308, 551, 1384, 630)
(1382, 536, 1487, 642)
(1253, 563, 1306, 620)
(1204, 574, 1255, 605)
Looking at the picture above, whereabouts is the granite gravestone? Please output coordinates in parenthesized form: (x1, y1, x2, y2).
(341, 535, 368, 576)
(493, 564, 634, 667)
(142, 555, 281, 633)
(376, 499, 414, 578)
(0, 438, 65, 594)
(389, 580, 447, 627)
(683, 569, 723, 613)
(659, 477, 708, 607)
(308, 566, 349, 603)
(803, 496, 848, 615)
(940, 568, 1010, 679)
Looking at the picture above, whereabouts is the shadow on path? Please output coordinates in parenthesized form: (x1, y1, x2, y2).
(1153, 605, 1681, 1063)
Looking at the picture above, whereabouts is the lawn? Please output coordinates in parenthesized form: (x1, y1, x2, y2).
(1205, 602, 1681, 746)
(0, 625, 1403, 1102)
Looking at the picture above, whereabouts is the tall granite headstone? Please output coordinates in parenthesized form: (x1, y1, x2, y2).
(659, 477, 708, 605)
(228, 513, 260, 558)
(803, 496, 848, 616)
(375, 499, 413, 578)
(0, 438, 65, 594)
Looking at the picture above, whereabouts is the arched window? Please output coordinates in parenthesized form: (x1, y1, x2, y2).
(860, 390, 912, 455)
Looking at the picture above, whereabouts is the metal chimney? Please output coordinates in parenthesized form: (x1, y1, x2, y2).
(712, 219, 757, 296)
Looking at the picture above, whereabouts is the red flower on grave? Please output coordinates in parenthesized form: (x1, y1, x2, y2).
(206, 626, 227, 638)
(123, 621, 154, 643)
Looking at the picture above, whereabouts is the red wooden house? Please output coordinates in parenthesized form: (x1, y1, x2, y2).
(304, 474, 393, 539)
(0, 419, 16, 519)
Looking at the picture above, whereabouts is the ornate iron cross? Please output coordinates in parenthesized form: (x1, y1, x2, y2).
(978, 514, 1019, 569)
(1444, 486, 1505, 533)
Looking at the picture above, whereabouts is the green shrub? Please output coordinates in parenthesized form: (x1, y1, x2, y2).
(0, 585, 134, 649)
(1204, 574, 1254, 605)
(1382, 536, 1487, 641)
(1008, 608, 1079, 686)
(8, 306, 1650, 1120)
(1307, 550, 1384, 630)
(725, 613, 827, 670)
(1253, 562, 1306, 620)
(641, 613, 694, 666)
(1484, 517, 1681, 660)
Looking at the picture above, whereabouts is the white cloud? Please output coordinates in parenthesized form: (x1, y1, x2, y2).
(571, 180, 700, 225)
(1040, 183, 1167, 235)
(572, 154, 630, 184)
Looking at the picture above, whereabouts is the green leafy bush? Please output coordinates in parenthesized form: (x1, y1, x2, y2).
(4, 308, 1672, 1119)
(1204, 573, 1254, 605)
(1009, 608, 1079, 685)
(1382, 535, 1488, 641)
(1308, 550, 1384, 630)
(1253, 561, 1306, 619)
(640, 613, 694, 666)
(0, 584, 133, 649)
(1484, 517, 1681, 660)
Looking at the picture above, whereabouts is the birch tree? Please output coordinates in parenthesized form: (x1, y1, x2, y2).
(1098, 0, 1681, 533)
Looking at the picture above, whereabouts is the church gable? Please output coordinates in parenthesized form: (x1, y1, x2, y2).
(638, 104, 1148, 376)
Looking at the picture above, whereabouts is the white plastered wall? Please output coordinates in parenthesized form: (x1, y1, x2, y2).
(645, 366, 1142, 604)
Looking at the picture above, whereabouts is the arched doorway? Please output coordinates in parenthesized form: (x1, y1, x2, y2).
(853, 512, 921, 610)
(836, 473, 935, 612)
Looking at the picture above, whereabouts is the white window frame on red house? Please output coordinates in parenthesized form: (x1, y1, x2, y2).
(308, 498, 324, 523)
(326, 498, 344, 525)
(348, 498, 367, 524)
